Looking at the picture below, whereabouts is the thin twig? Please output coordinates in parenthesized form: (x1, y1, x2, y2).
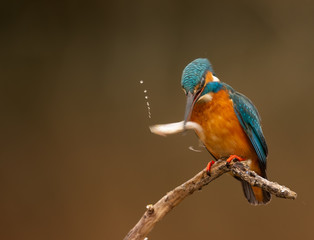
(123, 159, 297, 240)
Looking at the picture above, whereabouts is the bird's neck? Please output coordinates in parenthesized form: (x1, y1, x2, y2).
(201, 81, 224, 97)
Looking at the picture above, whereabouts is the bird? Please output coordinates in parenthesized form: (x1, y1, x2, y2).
(181, 58, 271, 205)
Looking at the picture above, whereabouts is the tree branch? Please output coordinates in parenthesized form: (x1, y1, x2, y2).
(123, 159, 297, 240)
(124, 121, 297, 239)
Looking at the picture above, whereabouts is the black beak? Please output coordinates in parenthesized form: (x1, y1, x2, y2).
(183, 91, 196, 129)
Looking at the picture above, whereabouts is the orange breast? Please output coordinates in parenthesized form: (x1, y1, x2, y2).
(190, 90, 258, 163)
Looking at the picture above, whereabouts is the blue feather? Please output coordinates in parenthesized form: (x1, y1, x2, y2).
(181, 58, 214, 93)
(225, 84, 268, 172)
(202, 81, 223, 95)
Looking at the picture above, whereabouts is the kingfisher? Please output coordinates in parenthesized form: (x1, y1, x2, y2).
(181, 58, 271, 205)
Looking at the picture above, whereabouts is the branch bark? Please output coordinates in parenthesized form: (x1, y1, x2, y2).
(123, 159, 297, 240)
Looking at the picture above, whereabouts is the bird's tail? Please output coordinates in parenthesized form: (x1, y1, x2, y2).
(241, 180, 271, 205)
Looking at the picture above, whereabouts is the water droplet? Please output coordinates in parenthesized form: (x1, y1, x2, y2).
(139, 81, 152, 119)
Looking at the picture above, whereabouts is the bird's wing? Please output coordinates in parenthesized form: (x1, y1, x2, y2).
(229, 89, 268, 172)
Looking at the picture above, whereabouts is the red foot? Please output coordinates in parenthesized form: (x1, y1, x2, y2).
(206, 160, 215, 176)
(226, 155, 245, 163)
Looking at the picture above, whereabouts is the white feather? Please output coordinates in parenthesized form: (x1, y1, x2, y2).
(198, 93, 213, 102)
(213, 76, 220, 82)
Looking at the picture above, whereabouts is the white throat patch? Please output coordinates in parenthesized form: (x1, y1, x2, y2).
(197, 92, 213, 103)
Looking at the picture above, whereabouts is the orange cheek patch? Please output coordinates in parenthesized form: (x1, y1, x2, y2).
(205, 71, 213, 84)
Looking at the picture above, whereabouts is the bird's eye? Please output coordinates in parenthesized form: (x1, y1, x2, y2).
(200, 77, 205, 87)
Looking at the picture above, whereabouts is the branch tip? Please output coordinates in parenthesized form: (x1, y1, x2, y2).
(124, 160, 297, 240)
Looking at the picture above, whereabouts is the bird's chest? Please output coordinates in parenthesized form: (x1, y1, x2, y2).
(190, 91, 252, 158)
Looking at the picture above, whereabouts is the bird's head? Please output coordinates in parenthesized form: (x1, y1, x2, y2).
(181, 58, 219, 126)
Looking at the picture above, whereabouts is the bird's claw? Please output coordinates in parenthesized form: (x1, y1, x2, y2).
(226, 155, 245, 163)
(206, 160, 216, 176)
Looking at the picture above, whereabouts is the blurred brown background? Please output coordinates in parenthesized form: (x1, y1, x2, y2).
(1, 0, 314, 240)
